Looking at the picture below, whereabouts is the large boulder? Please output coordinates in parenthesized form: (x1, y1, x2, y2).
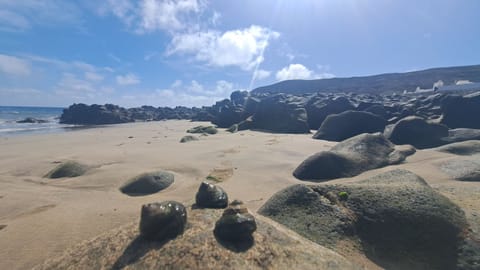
(195, 182, 228, 208)
(436, 140, 480, 156)
(306, 96, 355, 130)
(440, 157, 480, 181)
(385, 116, 449, 149)
(120, 171, 174, 196)
(313, 110, 387, 141)
(440, 92, 480, 129)
(45, 161, 89, 179)
(211, 103, 247, 128)
(293, 133, 415, 181)
(441, 128, 480, 144)
(252, 94, 310, 133)
(260, 169, 473, 270)
(139, 201, 187, 241)
(60, 103, 132, 125)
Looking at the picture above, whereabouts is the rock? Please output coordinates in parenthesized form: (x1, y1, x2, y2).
(211, 103, 246, 128)
(260, 169, 470, 270)
(385, 116, 449, 149)
(306, 96, 355, 130)
(195, 181, 228, 208)
(16, 117, 48, 123)
(230, 90, 249, 106)
(436, 140, 480, 156)
(252, 94, 310, 133)
(187, 125, 218, 135)
(214, 200, 257, 242)
(294, 133, 415, 181)
(440, 157, 480, 181)
(441, 92, 480, 129)
(139, 201, 187, 241)
(45, 161, 89, 178)
(442, 128, 480, 144)
(313, 110, 387, 141)
(226, 124, 238, 133)
(120, 171, 174, 196)
(180, 135, 199, 143)
(60, 103, 132, 125)
(363, 104, 388, 119)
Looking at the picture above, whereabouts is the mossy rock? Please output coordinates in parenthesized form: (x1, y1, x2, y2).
(180, 135, 199, 143)
(226, 124, 238, 133)
(120, 171, 174, 196)
(187, 125, 218, 135)
(45, 161, 89, 179)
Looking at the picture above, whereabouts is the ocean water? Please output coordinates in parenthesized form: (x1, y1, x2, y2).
(0, 106, 75, 136)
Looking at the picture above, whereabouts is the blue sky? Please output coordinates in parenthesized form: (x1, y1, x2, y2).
(0, 0, 479, 107)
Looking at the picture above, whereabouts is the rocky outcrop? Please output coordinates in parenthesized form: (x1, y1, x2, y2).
(139, 201, 187, 241)
(44, 161, 89, 179)
(306, 96, 355, 130)
(441, 92, 480, 129)
(313, 110, 386, 141)
(120, 171, 174, 196)
(60, 104, 132, 125)
(293, 133, 415, 181)
(16, 117, 48, 123)
(251, 94, 310, 133)
(385, 116, 449, 149)
(260, 169, 474, 270)
(195, 182, 228, 208)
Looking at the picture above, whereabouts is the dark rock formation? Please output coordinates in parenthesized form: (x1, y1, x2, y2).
(306, 96, 355, 130)
(180, 135, 199, 143)
(293, 133, 415, 181)
(214, 200, 257, 242)
(441, 92, 480, 129)
(195, 181, 228, 208)
(16, 117, 48, 123)
(385, 116, 449, 149)
(60, 103, 132, 125)
(442, 128, 480, 144)
(45, 161, 89, 178)
(139, 201, 187, 241)
(120, 171, 174, 196)
(260, 169, 472, 270)
(313, 110, 387, 141)
(187, 125, 218, 135)
(252, 94, 310, 133)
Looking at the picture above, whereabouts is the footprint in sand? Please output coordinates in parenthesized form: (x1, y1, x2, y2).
(205, 167, 234, 183)
(266, 137, 280, 145)
(0, 224, 6, 231)
(15, 204, 57, 219)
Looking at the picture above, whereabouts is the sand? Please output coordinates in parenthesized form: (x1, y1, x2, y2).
(0, 120, 478, 269)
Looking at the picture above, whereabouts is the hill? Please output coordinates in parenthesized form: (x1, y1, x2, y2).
(252, 65, 480, 94)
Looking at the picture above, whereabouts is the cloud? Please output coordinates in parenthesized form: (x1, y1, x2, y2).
(85, 71, 104, 82)
(96, 0, 202, 34)
(167, 25, 279, 70)
(116, 73, 140, 85)
(0, 54, 31, 76)
(253, 69, 271, 80)
(0, 1, 82, 32)
(275, 63, 335, 81)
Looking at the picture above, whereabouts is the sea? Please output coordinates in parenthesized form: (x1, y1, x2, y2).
(0, 106, 75, 136)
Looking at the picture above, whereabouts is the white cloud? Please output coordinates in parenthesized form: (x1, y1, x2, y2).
(253, 69, 271, 80)
(116, 73, 140, 85)
(275, 63, 335, 81)
(85, 71, 104, 82)
(0, 54, 31, 76)
(167, 25, 279, 70)
(96, 0, 202, 34)
(0, 10, 30, 31)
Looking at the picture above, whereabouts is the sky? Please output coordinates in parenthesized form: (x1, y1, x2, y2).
(0, 0, 479, 108)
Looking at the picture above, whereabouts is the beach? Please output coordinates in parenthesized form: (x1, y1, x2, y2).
(0, 120, 479, 269)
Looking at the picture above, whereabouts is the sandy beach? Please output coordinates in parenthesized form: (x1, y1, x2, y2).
(0, 120, 479, 269)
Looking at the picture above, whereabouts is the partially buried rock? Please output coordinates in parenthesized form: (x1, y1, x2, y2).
(187, 125, 218, 135)
(139, 201, 187, 241)
(180, 135, 199, 143)
(120, 171, 174, 196)
(16, 117, 48, 123)
(195, 181, 228, 208)
(45, 161, 89, 179)
(214, 200, 257, 242)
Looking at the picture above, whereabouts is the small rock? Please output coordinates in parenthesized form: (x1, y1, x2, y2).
(195, 181, 228, 208)
(214, 200, 257, 242)
(120, 171, 174, 196)
(180, 135, 199, 143)
(139, 201, 187, 241)
(44, 161, 89, 179)
(187, 125, 218, 135)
